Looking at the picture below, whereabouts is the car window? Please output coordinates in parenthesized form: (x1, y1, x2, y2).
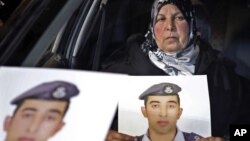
(0, 0, 82, 66)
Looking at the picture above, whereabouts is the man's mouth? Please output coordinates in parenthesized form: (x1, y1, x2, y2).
(18, 137, 35, 141)
(157, 120, 169, 127)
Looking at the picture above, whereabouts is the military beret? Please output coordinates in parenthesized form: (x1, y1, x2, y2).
(11, 81, 79, 105)
(139, 82, 181, 100)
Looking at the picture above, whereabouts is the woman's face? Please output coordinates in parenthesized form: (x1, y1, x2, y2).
(153, 4, 189, 53)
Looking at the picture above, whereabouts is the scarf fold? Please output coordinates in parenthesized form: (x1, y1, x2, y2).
(141, 31, 199, 76)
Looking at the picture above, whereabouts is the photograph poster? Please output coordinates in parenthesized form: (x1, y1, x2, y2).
(0, 67, 122, 141)
(118, 76, 211, 139)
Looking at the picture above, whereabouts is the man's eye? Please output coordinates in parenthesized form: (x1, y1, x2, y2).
(152, 104, 159, 108)
(168, 104, 176, 108)
(47, 115, 57, 121)
(22, 113, 33, 119)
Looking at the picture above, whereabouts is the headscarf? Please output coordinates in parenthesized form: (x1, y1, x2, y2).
(141, 0, 200, 75)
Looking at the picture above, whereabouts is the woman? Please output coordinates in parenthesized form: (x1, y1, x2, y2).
(102, 0, 250, 140)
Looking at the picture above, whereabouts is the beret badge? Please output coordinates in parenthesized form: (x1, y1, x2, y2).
(52, 87, 67, 99)
(164, 86, 173, 94)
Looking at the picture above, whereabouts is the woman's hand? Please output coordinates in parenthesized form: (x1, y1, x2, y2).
(105, 130, 137, 141)
(197, 136, 224, 141)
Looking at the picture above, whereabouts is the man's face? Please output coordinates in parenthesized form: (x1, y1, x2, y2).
(141, 95, 182, 135)
(4, 99, 67, 141)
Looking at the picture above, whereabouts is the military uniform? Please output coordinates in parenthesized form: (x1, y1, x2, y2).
(137, 128, 202, 141)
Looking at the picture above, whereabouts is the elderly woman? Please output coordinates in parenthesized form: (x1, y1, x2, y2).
(103, 0, 250, 140)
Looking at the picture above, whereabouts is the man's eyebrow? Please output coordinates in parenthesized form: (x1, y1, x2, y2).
(21, 107, 63, 115)
(167, 100, 178, 104)
(49, 109, 64, 116)
(149, 101, 160, 104)
(21, 107, 37, 112)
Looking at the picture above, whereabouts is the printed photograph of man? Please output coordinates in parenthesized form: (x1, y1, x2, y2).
(137, 82, 202, 141)
(3, 80, 79, 141)
(0, 67, 121, 141)
(118, 76, 211, 139)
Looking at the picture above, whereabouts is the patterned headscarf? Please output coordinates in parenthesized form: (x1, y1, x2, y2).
(141, 0, 200, 75)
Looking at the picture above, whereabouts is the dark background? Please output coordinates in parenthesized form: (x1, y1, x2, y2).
(0, 0, 250, 78)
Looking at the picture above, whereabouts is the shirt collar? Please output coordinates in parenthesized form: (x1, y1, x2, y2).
(141, 128, 185, 141)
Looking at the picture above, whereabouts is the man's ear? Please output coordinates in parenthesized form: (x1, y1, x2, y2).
(4, 116, 13, 132)
(50, 121, 65, 137)
(141, 107, 148, 118)
(178, 107, 183, 119)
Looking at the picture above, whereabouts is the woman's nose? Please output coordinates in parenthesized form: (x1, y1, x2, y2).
(165, 18, 175, 31)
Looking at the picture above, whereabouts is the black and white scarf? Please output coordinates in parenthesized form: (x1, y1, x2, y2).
(141, 31, 199, 76)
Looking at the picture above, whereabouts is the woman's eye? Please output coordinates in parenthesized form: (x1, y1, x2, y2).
(175, 16, 185, 21)
(156, 17, 165, 22)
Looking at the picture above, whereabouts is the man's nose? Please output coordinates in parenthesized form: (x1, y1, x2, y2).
(159, 106, 168, 117)
(27, 117, 43, 133)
